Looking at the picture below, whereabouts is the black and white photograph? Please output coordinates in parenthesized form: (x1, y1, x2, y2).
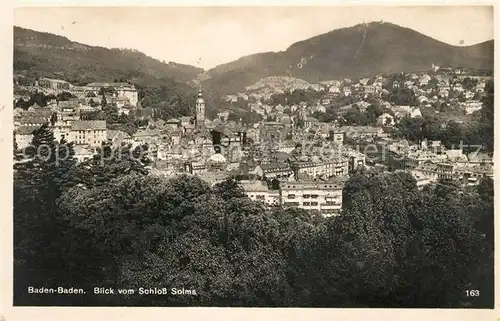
(11, 5, 494, 309)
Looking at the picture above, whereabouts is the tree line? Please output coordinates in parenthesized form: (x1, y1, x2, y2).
(395, 80, 494, 152)
(13, 124, 493, 307)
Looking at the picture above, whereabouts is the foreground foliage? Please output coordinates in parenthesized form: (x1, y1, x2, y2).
(14, 127, 493, 307)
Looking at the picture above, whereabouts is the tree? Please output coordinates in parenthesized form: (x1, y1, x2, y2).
(213, 178, 246, 201)
(14, 124, 80, 304)
(462, 77, 479, 91)
(365, 104, 385, 125)
(326, 171, 489, 307)
(395, 117, 425, 142)
(89, 98, 99, 107)
(426, 78, 438, 90)
(14, 150, 493, 307)
(405, 178, 484, 306)
(56, 91, 76, 102)
(388, 88, 416, 106)
(13, 135, 18, 156)
(78, 142, 151, 188)
(102, 104, 120, 124)
(57, 174, 297, 306)
(342, 108, 368, 126)
(101, 94, 108, 108)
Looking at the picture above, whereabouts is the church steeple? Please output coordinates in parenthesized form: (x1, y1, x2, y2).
(195, 87, 205, 129)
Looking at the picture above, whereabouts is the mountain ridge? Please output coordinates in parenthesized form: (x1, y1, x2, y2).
(13, 26, 203, 87)
(13, 22, 494, 98)
(202, 21, 494, 94)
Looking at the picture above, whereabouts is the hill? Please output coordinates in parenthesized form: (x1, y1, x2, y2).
(202, 22, 494, 94)
(13, 26, 208, 119)
(13, 26, 203, 87)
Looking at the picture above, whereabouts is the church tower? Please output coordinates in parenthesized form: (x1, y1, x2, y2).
(195, 88, 205, 129)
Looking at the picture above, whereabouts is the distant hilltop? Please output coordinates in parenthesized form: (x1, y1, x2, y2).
(202, 21, 493, 95)
(14, 26, 203, 87)
(13, 22, 493, 98)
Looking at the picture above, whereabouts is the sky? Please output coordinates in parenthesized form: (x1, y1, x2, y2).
(14, 6, 494, 70)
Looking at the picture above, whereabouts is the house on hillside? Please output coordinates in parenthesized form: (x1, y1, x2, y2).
(410, 107, 423, 118)
(38, 78, 71, 90)
(419, 74, 431, 87)
(463, 101, 483, 115)
(377, 113, 395, 126)
(70, 120, 107, 147)
(107, 129, 133, 147)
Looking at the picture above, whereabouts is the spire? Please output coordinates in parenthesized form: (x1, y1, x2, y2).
(197, 82, 203, 97)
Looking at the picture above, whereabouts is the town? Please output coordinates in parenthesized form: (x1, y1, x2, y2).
(11, 7, 495, 309)
(13, 64, 493, 216)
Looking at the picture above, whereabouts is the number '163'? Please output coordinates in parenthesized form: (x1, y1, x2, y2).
(465, 290, 480, 297)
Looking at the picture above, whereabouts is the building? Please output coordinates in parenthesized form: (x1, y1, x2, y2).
(342, 150, 366, 173)
(252, 162, 293, 179)
(195, 89, 205, 129)
(240, 180, 281, 206)
(293, 158, 349, 178)
(304, 117, 319, 128)
(217, 111, 230, 122)
(377, 113, 395, 126)
(419, 74, 431, 87)
(14, 126, 38, 150)
(14, 111, 51, 131)
(70, 120, 107, 147)
(38, 78, 71, 90)
(281, 180, 344, 215)
(260, 121, 287, 143)
(196, 171, 230, 186)
(107, 129, 133, 147)
(69, 86, 94, 98)
(411, 163, 439, 185)
(165, 118, 181, 130)
(410, 107, 423, 118)
(463, 101, 483, 115)
(74, 145, 94, 163)
(132, 129, 160, 143)
(467, 152, 493, 166)
(328, 85, 341, 94)
(86, 82, 138, 106)
(338, 126, 384, 139)
(364, 86, 376, 95)
(184, 160, 208, 175)
(117, 86, 139, 107)
(239, 178, 345, 215)
(405, 149, 446, 169)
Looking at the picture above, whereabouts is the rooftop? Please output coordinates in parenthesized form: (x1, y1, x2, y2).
(281, 180, 345, 190)
(71, 120, 106, 131)
(40, 78, 69, 84)
(15, 126, 39, 135)
(133, 129, 160, 137)
(240, 180, 269, 192)
(87, 82, 134, 89)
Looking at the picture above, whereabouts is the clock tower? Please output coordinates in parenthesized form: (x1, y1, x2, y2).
(195, 88, 205, 129)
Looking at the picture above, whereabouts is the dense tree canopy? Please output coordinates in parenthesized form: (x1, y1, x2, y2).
(265, 88, 324, 106)
(395, 80, 493, 153)
(14, 126, 493, 307)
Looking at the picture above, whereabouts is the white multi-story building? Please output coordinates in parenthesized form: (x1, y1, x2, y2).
(70, 120, 107, 147)
(14, 126, 37, 150)
(86, 82, 139, 107)
(294, 158, 349, 178)
(463, 101, 483, 115)
(240, 180, 280, 206)
(281, 181, 344, 216)
(240, 179, 345, 216)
